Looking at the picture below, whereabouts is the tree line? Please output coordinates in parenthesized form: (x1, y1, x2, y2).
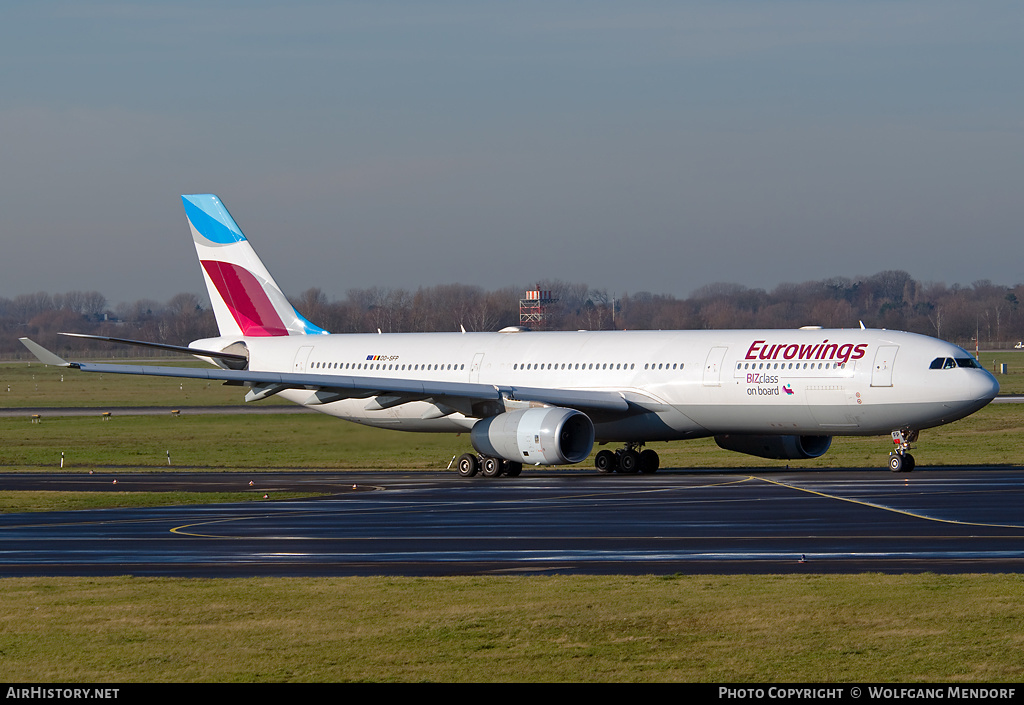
(3, 269, 1023, 358)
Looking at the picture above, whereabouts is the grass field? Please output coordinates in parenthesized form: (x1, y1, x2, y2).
(0, 574, 1022, 682)
(0, 359, 285, 407)
(1, 402, 1021, 473)
(0, 491, 321, 513)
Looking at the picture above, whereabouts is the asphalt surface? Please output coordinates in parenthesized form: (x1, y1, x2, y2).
(2, 467, 1023, 577)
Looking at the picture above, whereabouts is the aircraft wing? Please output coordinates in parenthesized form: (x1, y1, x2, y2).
(18, 338, 631, 416)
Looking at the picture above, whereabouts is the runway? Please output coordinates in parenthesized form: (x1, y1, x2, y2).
(2, 467, 1023, 577)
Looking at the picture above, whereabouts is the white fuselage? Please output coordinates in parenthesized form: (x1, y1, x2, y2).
(193, 327, 999, 443)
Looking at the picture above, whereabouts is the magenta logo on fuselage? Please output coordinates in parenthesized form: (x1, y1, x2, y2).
(745, 340, 868, 365)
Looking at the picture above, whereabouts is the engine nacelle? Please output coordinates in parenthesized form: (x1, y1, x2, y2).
(471, 408, 595, 466)
(714, 434, 832, 460)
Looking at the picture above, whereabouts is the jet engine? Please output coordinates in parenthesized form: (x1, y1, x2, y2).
(470, 407, 595, 466)
(714, 434, 832, 460)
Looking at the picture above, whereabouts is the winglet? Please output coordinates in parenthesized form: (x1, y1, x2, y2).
(19, 338, 74, 367)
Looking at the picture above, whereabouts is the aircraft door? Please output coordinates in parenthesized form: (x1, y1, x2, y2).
(470, 353, 485, 383)
(293, 345, 314, 373)
(871, 345, 898, 387)
(703, 347, 728, 387)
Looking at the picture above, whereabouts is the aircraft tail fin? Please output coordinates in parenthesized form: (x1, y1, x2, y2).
(182, 194, 328, 337)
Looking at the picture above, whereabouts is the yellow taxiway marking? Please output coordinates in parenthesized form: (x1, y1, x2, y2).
(753, 475, 1024, 530)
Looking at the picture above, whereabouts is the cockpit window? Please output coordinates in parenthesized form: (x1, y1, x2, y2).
(931, 356, 982, 370)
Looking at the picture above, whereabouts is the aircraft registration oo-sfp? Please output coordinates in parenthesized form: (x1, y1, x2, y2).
(21, 194, 1000, 476)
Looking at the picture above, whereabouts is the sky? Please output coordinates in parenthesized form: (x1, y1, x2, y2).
(1, 1, 1022, 306)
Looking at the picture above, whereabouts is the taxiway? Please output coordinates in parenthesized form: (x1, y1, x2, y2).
(1, 467, 1022, 576)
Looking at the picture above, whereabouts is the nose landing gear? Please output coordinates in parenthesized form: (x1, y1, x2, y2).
(889, 429, 918, 473)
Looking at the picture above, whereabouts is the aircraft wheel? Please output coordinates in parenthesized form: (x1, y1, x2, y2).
(457, 453, 479, 477)
(639, 449, 660, 474)
(505, 462, 523, 477)
(595, 450, 617, 473)
(903, 453, 916, 473)
(482, 457, 503, 477)
(618, 450, 640, 474)
(889, 454, 904, 472)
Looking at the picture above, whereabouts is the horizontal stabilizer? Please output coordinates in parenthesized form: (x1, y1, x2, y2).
(19, 338, 72, 367)
(58, 333, 249, 364)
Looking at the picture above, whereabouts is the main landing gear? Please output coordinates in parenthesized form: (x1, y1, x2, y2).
(456, 453, 523, 479)
(594, 443, 660, 474)
(888, 429, 918, 473)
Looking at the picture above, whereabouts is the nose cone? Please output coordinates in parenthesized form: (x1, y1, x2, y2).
(974, 369, 1000, 404)
(950, 369, 1000, 421)
(937, 368, 1003, 424)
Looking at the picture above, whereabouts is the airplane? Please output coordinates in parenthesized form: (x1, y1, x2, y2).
(20, 194, 1000, 476)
